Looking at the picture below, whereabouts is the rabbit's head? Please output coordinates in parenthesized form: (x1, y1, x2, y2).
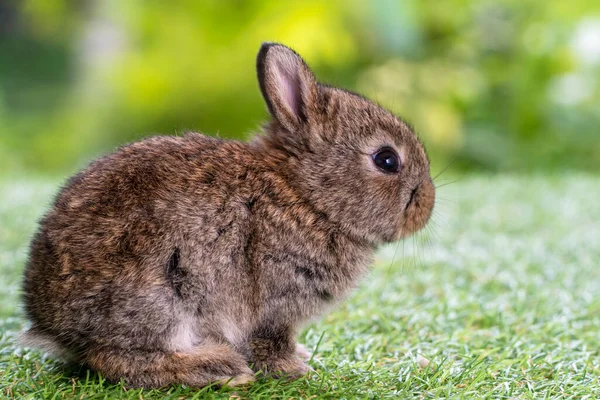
(256, 43, 434, 244)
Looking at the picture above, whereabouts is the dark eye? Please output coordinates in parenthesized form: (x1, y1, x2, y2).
(372, 147, 400, 173)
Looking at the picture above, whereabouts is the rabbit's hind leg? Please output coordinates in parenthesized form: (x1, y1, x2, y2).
(85, 343, 254, 388)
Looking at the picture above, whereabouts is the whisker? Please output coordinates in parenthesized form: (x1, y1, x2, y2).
(433, 176, 456, 184)
(416, 233, 423, 270)
(432, 158, 456, 182)
(429, 212, 447, 230)
(385, 236, 402, 281)
(397, 233, 407, 276)
(425, 222, 440, 243)
(427, 226, 436, 247)
(420, 230, 429, 265)
(435, 179, 461, 190)
(412, 234, 417, 272)
(435, 196, 456, 202)
(420, 195, 455, 204)
(416, 233, 425, 271)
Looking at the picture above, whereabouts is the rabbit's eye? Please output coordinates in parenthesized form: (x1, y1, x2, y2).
(372, 147, 400, 173)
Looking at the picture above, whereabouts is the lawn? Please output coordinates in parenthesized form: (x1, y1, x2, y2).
(1, 175, 599, 399)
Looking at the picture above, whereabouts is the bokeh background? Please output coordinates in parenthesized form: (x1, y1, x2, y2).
(1, 0, 599, 176)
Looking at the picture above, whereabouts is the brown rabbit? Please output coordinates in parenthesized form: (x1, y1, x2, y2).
(21, 43, 435, 388)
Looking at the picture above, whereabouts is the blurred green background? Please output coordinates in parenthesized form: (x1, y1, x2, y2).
(1, 0, 599, 176)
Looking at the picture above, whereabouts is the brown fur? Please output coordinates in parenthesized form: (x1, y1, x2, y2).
(21, 43, 435, 388)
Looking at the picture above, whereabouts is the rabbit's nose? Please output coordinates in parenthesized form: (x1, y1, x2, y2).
(402, 178, 435, 232)
(404, 185, 419, 211)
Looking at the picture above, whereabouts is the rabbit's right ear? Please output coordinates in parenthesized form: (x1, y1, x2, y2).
(257, 43, 319, 133)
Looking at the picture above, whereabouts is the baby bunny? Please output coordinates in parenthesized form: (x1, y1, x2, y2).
(21, 43, 435, 388)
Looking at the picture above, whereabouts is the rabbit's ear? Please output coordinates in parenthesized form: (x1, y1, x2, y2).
(257, 43, 319, 132)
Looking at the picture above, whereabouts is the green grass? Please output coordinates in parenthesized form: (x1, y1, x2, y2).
(1, 175, 599, 399)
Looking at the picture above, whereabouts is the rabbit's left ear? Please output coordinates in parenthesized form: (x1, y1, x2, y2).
(257, 43, 319, 132)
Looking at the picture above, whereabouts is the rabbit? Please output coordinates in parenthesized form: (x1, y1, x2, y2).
(21, 42, 435, 388)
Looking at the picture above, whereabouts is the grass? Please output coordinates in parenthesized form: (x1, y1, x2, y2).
(1, 174, 599, 399)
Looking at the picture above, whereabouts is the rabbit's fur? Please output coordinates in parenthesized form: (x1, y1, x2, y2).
(21, 43, 435, 388)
